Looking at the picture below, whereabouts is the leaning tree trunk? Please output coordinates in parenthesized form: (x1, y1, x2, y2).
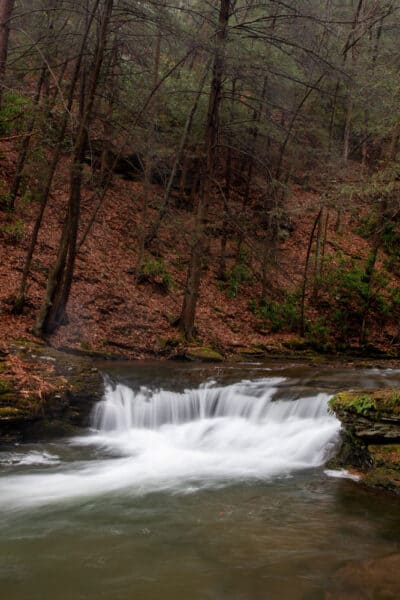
(145, 61, 210, 249)
(0, 0, 14, 109)
(135, 24, 162, 278)
(180, 0, 230, 340)
(218, 78, 236, 280)
(9, 0, 58, 209)
(14, 1, 101, 315)
(34, 0, 114, 336)
(359, 197, 387, 345)
(236, 75, 267, 260)
(300, 208, 323, 337)
(343, 0, 364, 161)
(8, 66, 46, 210)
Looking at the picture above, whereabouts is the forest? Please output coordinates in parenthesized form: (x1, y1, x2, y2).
(1, 3, 400, 598)
(0, 0, 400, 358)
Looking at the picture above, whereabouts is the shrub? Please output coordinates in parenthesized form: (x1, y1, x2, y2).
(220, 252, 253, 298)
(251, 292, 300, 333)
(138, 257, 173, 292)
(0, 92, 29, 136)
(226, 262, 252, 298)
(0, 219, 25, 244)
(313, 253, 391, 341)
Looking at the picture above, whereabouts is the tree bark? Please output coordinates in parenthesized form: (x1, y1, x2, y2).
(343, 0, 364, 161)
(300, 208, 322, 337)
(359, 197, 387, 345)
(180, 0, 230, 340)
(135, 23, 162, 277)
(14, 1, 101, 315)
(145, 61, 210, 249)
(0, 0, 14, 109)
(218, 77, 236, 280)
(34, 0, 113, 336)
(8, 65, 46, 210)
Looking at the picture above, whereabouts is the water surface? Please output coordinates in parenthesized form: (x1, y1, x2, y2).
(1, 361, 399, 599)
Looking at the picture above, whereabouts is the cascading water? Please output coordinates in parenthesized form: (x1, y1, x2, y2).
(0, 377, 341, 510)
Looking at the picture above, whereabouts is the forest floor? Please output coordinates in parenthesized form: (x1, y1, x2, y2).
(0, 140, 398, 364)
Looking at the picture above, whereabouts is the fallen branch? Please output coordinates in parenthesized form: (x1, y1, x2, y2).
(0, 129, 38, 142)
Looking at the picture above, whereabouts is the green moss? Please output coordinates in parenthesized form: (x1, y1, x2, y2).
(350, 395, 377, 416)
(0, 406, 28, 419)
(330, 389, 400, 418)
(186, 346, 224, 362)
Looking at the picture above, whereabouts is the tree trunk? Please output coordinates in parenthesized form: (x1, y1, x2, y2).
(313, 208, 323, 297)
(8, 65, 46, 210)
(359, 197, 387, 345)
(300, 209, 322, 337)
(34, 0, 113, 336)
(276, 74, 324, 182)
(218, 77, 236, 280)
(180, 0, 230, 340)
(9, 0, 59, 209)
(236, 75, 267, 261)
(145, 61, 210, 249)
(0, 0, 14, 109)
(343, 0, 364, 160)
(343, 96, 353, 161)
(14, 1, 101, 315)
(389, 124, 400, 162)
(135, 25, 162, 278)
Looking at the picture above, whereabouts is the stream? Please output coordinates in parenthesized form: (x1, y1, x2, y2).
(0, 360, 400, 599)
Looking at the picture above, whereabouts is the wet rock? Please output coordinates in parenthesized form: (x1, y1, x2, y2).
(0, 343, 104, 444)
(330, 390, 400, 444)
(329, 389, 400, 494)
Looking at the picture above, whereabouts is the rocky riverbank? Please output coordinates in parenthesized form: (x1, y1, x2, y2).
(329, 389, 400, 494)
(0, 341, 104, 444)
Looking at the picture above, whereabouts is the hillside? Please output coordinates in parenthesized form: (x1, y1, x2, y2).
(1, 142, 399, 359)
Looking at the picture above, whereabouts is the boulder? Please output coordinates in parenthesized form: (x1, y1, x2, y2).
(185, 346, 224, 362)
(329, 389, 400, 494)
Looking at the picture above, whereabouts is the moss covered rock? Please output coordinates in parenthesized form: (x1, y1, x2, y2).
(0, 343, 104, 444)
(330, 389, 400, 494)
(185, 346, 224, 362)
(330, 390, 400, 443)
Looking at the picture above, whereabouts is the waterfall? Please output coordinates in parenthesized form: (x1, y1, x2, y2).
(92, 378, 331, 431)
(0, 377, 341, 510)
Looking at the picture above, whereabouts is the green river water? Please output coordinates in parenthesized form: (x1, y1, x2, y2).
(0, 361, 399, 599)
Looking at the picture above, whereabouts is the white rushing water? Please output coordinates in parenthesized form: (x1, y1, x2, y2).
(0, 378, 341, 510)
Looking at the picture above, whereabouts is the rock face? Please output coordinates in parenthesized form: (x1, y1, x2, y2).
(0, 344, 104, 444)
(329, 389, 400, 494)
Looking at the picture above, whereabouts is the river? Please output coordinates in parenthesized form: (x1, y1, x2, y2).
(0, 360, 399, 599)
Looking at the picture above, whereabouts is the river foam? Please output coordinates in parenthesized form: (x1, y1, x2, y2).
(0, 378, 341, 510)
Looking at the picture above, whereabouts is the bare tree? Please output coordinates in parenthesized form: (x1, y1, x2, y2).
(0, 0, 14, 109)
(34, 0, 114, 336)
(180, 0, 231, 340)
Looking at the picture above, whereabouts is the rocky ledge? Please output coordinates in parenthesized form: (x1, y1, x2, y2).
(329, 389, 400, 494)
(0, 342, 104, 444)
